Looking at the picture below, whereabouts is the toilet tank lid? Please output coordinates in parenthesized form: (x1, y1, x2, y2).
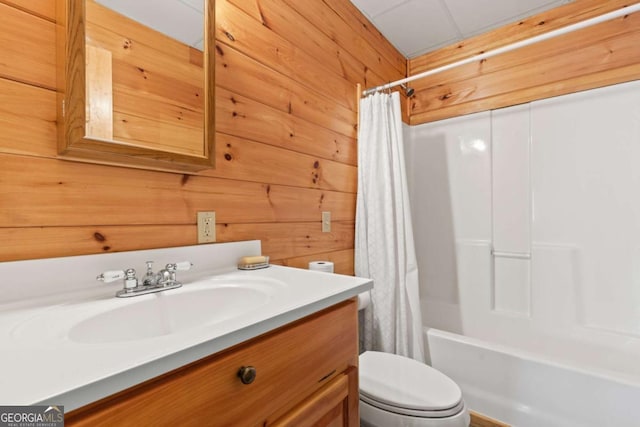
(359, 351, 462, 412)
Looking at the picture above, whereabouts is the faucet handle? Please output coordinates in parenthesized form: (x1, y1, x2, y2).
(157, 262, 192, 287)
(174, 261, 193, 271)
(97, 269, 138, 291)
(123, 268, 138, 289)
(96, 270, 126, 283)
(165, 262, 193, 272)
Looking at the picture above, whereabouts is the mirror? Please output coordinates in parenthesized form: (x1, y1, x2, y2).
(57, 0, 215, 173)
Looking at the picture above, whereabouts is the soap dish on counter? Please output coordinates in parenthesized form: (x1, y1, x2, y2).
(237, 255, 270, 270)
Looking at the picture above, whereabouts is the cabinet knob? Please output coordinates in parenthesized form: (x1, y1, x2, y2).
(237, 366, 257, 384)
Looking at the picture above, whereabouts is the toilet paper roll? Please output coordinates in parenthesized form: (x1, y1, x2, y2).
(357, 291, 371, 310)
(308, 261, 334, 273)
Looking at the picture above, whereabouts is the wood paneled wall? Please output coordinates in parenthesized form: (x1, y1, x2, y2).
(5, 0, 633, 273)
(407, 0, 640, 125)
(0, 0, 405, 273)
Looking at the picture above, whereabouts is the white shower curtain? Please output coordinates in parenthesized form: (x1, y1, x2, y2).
(356, 91, 424, 362)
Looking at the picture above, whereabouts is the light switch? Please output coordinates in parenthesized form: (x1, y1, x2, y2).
(322, 211, 331, 233)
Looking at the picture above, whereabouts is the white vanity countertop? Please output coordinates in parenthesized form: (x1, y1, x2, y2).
(0, 242, 372, 411)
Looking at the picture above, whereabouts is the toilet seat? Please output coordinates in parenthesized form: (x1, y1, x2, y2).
(361, 394, 465, 418)
(359, 351, 464, 418)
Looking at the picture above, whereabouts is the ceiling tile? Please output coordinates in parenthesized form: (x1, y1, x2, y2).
(350, 0, 409, 18)
(372, 0, 460, 57)
(179, 0, 205, 14)
(444, 0, 566, 36)
(350, 0, 573, 58)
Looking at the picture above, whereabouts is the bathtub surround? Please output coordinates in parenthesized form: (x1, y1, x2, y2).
(356, 92, 424, 361)
(428, 329, 640, 427)
(406, 80, 640, 426)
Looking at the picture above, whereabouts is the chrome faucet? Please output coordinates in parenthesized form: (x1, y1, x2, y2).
(156, 262, 192, 287)
(141, 261, 156, 286)
(97, 261, 193, 298)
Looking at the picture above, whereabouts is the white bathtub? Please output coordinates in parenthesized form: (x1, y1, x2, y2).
(425, 328, 640, 427)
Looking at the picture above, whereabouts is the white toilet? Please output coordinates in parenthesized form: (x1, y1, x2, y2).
(359, 351, 470, 427)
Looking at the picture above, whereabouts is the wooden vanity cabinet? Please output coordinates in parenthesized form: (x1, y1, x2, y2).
(65, 299, 359, 427)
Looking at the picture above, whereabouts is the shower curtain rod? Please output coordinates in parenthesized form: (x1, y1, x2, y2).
(361, 2, 640, 97)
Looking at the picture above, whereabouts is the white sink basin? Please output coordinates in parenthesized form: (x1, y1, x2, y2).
(70, 285, 270, 343)
(12, 276, 286, 344)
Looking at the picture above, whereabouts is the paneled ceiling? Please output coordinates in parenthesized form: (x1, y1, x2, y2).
(349, 0, 574, 58)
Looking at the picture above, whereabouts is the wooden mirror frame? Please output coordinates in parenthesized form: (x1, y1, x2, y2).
(56, 0, 215, 173)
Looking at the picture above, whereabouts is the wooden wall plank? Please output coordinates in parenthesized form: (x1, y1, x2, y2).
(0, 3, 56, 89)
(0, 225, 196, 262)
(411, 11, 640, 92)
(410, 63, 640, 125)
(469, 411, 511, 427)
(229, 0, 366, 86)
(262, 0, 409, 120)
(0, 223, 355, 263)
(114, 90, 202, 133)
(215, 43, 357, 139)
(408, 5, 640, 125)
(111, 112, 204, 155)
(408, 0, 633, 75)
(281, 0, 403, 89)
(209, 133, 357, 192)
(0, 0, 55, 21)
(0, 78, 56, 122)
(217, 221, 355, 261)
(412, 24, 640, 113)
(321, 0, 406, 77)
(215, 0, 357, 112)
(230, 0, 400, 90)
(0, 153, 355, 227)
(86, 21, 202, 88)
(0, 79, 56, 157)
(110, 60, 202, 113)
(215, 87, 356, 165)
(0, 113, 56, 157)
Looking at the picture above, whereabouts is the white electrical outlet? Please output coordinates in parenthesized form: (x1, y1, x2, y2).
(322, 211, 331, 233)
(197, 211, 216, 243)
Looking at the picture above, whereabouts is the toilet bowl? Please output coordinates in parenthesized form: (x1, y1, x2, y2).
(359, 351, 470, 427)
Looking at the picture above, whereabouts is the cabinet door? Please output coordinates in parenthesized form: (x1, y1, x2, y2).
(271, 365, 359, 427)
(271, 373, 350, 427)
